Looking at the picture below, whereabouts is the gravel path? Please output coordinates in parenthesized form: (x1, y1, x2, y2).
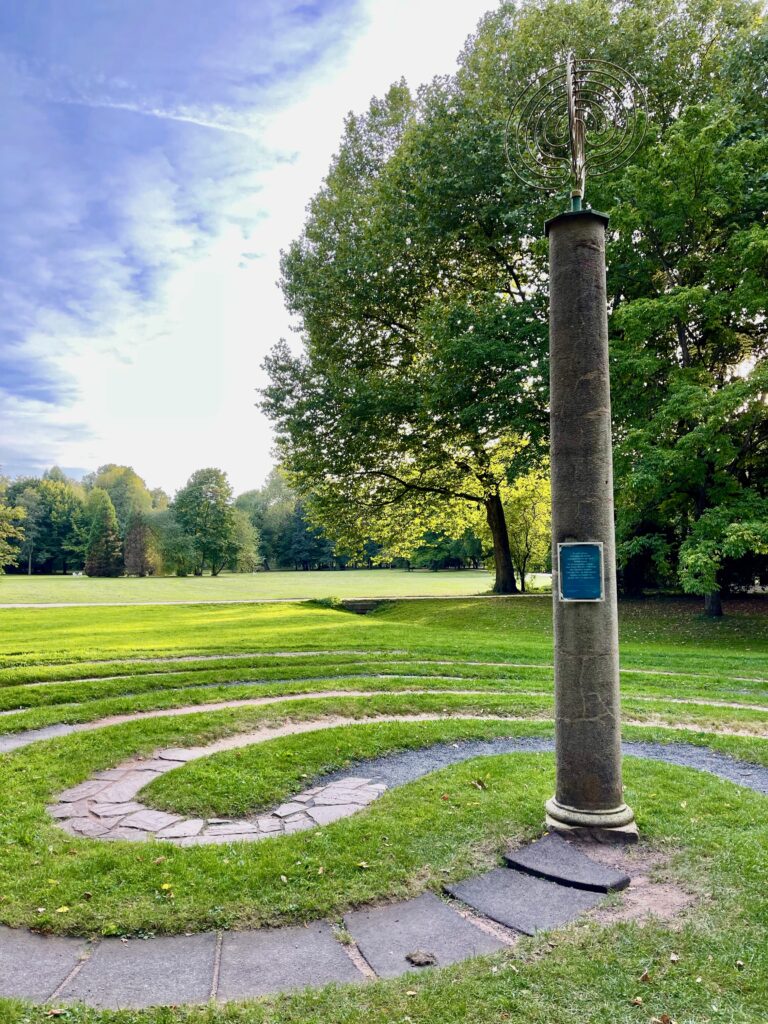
(322, 735, 768, 795)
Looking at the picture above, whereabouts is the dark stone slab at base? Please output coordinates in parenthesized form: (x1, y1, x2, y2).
(446, 868, 603, 936)
(0, 926, 86, 1003)
(344, 892, 505, 978)
(61, 933, 216, 1008)
(504, 834, 630, 892)
(218, 921, 362, 998)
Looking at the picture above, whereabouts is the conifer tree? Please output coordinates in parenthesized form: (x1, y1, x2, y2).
(84, 489, 123, 577)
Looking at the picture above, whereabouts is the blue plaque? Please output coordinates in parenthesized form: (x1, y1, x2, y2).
(558, 542, 604, 602)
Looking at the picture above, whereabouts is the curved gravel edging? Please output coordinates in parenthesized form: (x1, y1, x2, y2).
(321, 735, 768, 796)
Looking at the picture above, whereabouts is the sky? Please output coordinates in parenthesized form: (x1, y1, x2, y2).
(0, 0, 498, 496)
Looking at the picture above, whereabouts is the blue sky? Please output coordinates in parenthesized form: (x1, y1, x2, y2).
(0, 0, 496, 494)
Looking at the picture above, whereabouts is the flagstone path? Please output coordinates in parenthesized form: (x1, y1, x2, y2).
(1, 712, 767, 1008)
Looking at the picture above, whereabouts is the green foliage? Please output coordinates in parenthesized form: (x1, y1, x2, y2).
(235, 467, 296, 569)
(229, 507, 260, 572)
(263, 75, 545, 593)
(0, 498, 25, 572)
(265, 0, 766, 610)
(123, 511, 161, 577)
(84, 488, 123, 578)
(503, 470, 551, 591)
(150, 509, 197, 576)
(7, 473, 85, 573)
(172, 468, 237, 576)
(83, 464, 153, 537)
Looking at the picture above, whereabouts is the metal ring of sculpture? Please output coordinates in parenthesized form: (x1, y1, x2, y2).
(505, 56, 646, 199)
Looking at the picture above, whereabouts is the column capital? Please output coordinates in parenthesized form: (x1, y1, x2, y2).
(544, 208, 609, 236)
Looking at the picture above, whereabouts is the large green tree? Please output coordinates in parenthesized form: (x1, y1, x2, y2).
(264, 79, 549, 592)
(265, 0, 765, 609)
(172, 468, 237, 576)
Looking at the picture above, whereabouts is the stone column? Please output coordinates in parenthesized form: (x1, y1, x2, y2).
(544, 209, 635, 836)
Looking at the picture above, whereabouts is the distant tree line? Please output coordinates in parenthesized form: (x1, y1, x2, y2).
(0, 463, 551, 584)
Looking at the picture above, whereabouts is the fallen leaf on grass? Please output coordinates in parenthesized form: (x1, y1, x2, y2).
(630, 996, 643, 1006)
(639, 968, 651, 983)
(669, 952, 680, 963)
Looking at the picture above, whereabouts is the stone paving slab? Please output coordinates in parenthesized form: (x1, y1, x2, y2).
(48, 754, 387, 846)
(61, 933, 217, 1009)
(218, 922, 363, 999)
(344, 893, 505, 978)
(504, 834, 630, 892)
(0, 926, 86, 1003)
(446, 868, 603, 936)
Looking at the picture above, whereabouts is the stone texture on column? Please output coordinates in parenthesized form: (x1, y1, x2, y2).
(544, 209, 634, 832)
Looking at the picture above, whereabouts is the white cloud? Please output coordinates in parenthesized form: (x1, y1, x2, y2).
(1, 0, 499, 494)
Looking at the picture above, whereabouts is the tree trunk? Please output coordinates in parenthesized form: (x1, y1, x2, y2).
(485, 494, 518, 594)
(704, 591, 723, 617)
(27, 550, 32, 575)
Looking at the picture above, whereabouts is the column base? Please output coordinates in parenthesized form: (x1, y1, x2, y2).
(545, 797, 638, 844)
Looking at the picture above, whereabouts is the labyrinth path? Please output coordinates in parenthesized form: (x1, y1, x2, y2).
(1, 639, 766, 1008)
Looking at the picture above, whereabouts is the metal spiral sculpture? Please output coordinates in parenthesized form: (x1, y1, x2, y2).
(506, 55, 645, 208)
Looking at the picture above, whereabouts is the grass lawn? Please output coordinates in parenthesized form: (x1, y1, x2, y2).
(0, 568, 514, 605)
(0, 594, 766, 1022)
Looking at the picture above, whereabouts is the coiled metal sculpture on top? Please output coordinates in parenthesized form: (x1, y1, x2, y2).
(506, 54, 646, 209)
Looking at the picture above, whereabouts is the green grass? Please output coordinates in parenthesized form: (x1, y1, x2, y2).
(0, 569, 502, 605)
(1, 707, 766, 937)
(0, 593, 766, 1022)
(1, 595, 766, 675)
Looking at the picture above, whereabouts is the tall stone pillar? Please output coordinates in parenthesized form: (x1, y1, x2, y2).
(544, 209, 635, 836)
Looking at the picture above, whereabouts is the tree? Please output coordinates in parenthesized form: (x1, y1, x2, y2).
(123, 511, 161, 577)
(235, 469, 296, 570)
(84, 489, 123, 577)
(227, 508, 261, 572)
(286, 504, 334, 570)
(84, 465, 153, 537)
(172, 468, 237, 576)
(606, 68, 767, 612)
(150, 487, 170, 511)
(503, 471, 551, 592)
(264, 78, 552, 592)
(7, 475, 85, 573)
(151, 510, 197, 576)
(265, 0, 765, 610)
(0, 491, 25, 572)
(16, 486, 43, 575)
